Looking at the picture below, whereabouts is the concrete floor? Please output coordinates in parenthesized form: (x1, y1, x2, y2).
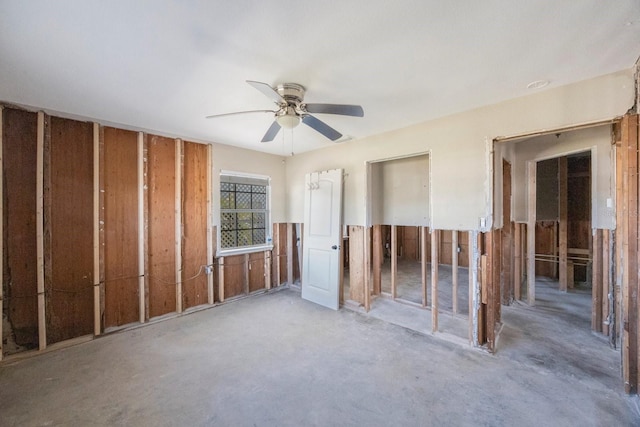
(1, 286, 639, 426)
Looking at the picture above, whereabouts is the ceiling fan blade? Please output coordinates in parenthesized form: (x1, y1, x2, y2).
(261, 121, 281, 142)
(247, 80, 286, 105)
(206, 109, 275, 119)
(305, 103, 364, 117)
(302, 115, 343, 141)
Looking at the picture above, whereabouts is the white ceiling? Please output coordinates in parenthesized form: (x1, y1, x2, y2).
(1, 1, 639, 155)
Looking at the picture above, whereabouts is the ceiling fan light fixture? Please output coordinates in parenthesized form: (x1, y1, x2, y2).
(276, 109, 301, 129)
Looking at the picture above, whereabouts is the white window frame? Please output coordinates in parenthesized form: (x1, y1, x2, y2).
(217, 170, 273, 257)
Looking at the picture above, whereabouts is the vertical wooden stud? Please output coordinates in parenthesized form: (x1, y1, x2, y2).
(514, 223, 521, 301)
(264, 251, 271, 290)
(421, 226, 428, 308)
(469, 231, 480, 346)
(0, 107, 3, 358)
(206, 145, 214, 304)
(175, 139, 183, 313)
(615, 126, 624, 350)
(602, 229, 610, 336)
(485, 231, 496, 351)
(92, 123, 101, 336)
(592, 229, 603, 332)
(373, 225, 382, 295)
(624, 115, 638, 393)
(527, 162, 536, 306)
(558, 156, 568, 292)
(452, 230, 459, 314)
(244, 253, 250, 295)
(273, 224, 281, 286)
(391, 225, 397, 299)
(364, 227, 371, 311)
(218, 257, 225, 303)
(137, 132, 145, 323)
(431, 230, 439, 332)
(552, 221, 559, 279)
(481, 255, 488, 305)
(287, 223, 293, 285)
(36, 112, 46, 350)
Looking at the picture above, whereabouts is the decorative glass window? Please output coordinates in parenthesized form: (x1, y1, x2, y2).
(220, 173, 270, 252)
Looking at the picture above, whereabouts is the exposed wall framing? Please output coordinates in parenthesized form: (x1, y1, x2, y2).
(1, 105, 295, 360)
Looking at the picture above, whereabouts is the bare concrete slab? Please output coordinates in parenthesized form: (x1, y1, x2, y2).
(0, 288, 638, 426)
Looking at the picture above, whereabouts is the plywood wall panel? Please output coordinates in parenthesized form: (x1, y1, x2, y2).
(223, 255, 245, 298)
(535, 221, 556, 278)
(147, 135, 176, 318)
(103, 127, 139, 327)
(46, 117, 94, 344)
(2, 108, 39, 350)
(400, 226, 419, 260)
(248, 252, 265, 293)
(440, 230, 453, 265)
(458, 231, 470, 268)
(182, 141, 208, 309)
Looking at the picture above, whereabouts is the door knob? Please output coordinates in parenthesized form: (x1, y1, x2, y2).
(332, 245, 339, 250)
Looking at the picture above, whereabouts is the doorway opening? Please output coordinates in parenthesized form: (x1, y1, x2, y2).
(495, 125, 617, 376)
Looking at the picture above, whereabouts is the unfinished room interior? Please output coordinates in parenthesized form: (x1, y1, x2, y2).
(1, 1, 640, 425)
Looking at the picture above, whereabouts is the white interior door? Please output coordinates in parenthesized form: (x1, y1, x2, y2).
(301, 169, 343, 310)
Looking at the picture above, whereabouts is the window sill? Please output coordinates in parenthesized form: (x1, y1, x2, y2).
(216, 245, 274, 258)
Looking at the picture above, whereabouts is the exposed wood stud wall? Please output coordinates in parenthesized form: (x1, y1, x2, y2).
(0, 105, 297, 358)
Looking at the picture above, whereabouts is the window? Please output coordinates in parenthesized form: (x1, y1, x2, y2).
(219, 172, 271, 253)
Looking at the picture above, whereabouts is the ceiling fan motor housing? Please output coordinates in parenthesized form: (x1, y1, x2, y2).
(275, 83, 305, 105)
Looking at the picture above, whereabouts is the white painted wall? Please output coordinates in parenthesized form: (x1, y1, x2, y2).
(211, 142, 286, 225)
(510, 125, 614, 229)
(370, 155, 430, 226)
(285, 69, 634, 229)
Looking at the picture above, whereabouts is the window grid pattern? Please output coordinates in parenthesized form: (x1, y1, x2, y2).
(220, 181, 268, 249)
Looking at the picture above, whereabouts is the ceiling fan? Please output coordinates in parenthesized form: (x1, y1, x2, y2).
(206, 80, 364, 143)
